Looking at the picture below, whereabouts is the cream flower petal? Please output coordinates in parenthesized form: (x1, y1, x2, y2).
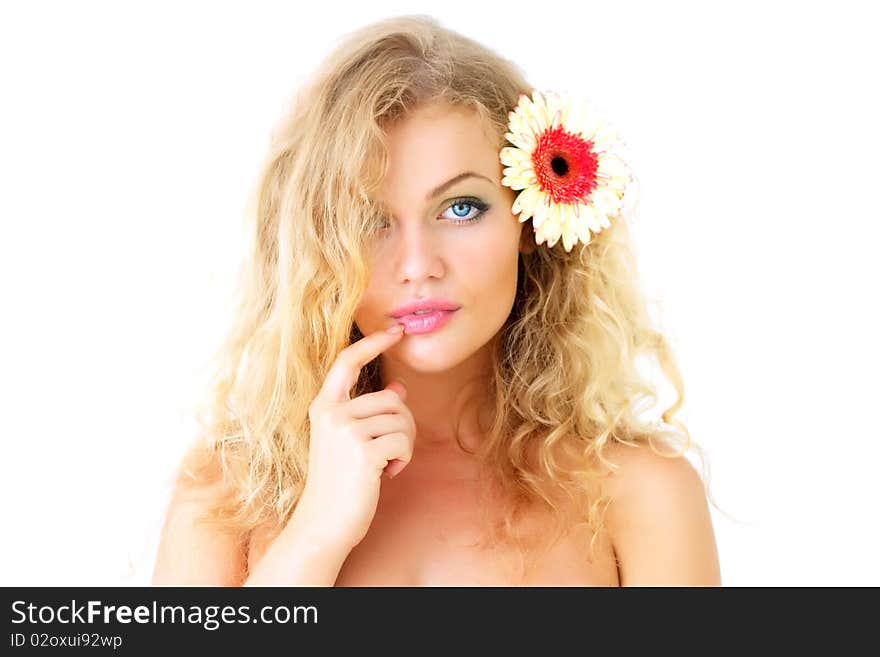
(502, 168, 535, 191)
(602, 172, 631, 196)
(619, 174, 640, 216)
(504, 129, 535, 153)
(547, 201, 562, 235)
(530, 90, 549, 126)
(518, 94, 538, 123)
(511, 189, 525, 217)
(505, 119, 523, 145)
(543, 215, 562, 248)
(530, 192, 547, 229)
(513, 184, 539, 219)
(536, 195, 563, 248)
(580, 203, 603, 234)
(507, 106, 525, 131)
(558, 93, 574, 128)
(597, 156, 631, 198)
(592, 124, 621, 153)
(569, 101, 603, 140)
(544, 91, 564, 129)
(507, 109, 531, 141)
(574, 204, 593, 245)
(597, 153, 629, 179)
(561, 205, 578, 252)
(562, 103, 585, 137)
(534, 218, 549, 246)
(524, 92, 550, 140)
(500, 146, 532, 168)
(595, 186, 623, 217)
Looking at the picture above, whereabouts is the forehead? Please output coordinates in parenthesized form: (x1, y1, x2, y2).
(380, 103, 498, 197)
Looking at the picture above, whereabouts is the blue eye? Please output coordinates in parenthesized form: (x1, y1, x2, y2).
(375, 197, 489, 235)
(441, 197, 489, 225)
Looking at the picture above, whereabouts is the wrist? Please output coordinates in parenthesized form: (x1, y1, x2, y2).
(288, 499, 359, 556)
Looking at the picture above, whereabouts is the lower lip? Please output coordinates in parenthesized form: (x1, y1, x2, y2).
(395, 310, 458, 335)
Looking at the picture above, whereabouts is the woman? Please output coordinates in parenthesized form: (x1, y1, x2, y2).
(152, 14, 721, 586)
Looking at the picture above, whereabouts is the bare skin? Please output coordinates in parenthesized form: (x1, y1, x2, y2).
(247, 449, 621, 586)
(156, 428, 719, 586)
(242, 437, 720, 586)
(153, 100, 720, 587)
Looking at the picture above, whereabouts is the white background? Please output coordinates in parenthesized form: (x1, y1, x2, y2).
(1, 0, 877, 586)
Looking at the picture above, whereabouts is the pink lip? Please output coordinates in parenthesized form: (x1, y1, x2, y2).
(395, 309, 458, 335)
(390, 297, 461, 318)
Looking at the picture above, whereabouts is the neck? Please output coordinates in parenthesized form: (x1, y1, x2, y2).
(378, 342, 495, 456)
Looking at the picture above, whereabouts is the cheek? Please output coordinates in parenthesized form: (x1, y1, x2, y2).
(354, 274, 387, 324)
(455, 237, 519, 308)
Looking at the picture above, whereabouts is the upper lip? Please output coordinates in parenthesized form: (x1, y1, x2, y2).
(389, 298, 461, 318)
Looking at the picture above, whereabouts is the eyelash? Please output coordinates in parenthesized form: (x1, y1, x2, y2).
(441, 197, 490, 225)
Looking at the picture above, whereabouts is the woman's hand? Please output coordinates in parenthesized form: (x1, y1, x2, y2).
(296, 324, 415, 550)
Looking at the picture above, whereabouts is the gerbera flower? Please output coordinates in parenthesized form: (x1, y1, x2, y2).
(500, 90, 633, 252)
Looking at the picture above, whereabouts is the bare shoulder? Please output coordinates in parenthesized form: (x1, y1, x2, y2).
(151, 456, 248, 586)
(600, 440, 721, 586)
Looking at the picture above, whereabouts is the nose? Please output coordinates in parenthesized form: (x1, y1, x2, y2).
(393, 218, 445, 284)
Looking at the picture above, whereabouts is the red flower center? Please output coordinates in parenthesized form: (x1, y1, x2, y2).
(531, 125, 600, 205)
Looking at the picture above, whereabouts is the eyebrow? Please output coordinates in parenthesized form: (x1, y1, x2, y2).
(425, 171, 495, 202)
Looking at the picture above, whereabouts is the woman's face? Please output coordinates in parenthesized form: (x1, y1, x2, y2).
(354, 101, 534, 372)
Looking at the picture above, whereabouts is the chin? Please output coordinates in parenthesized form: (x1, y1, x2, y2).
(390, 336, 463, 372)
(402, 321, 500, 370)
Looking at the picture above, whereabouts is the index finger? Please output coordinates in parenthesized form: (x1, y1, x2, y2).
(317, 324, 404, 402)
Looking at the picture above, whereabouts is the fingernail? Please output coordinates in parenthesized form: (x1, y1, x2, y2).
(386, 324, 403, 334)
